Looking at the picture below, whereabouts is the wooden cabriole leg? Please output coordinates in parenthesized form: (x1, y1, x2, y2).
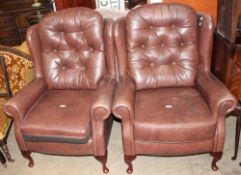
(210, 152, 223, 171)
(94, 150, 109, 173)
(1, 143, 14, 162)
(0, 150, 7, 168)
(124, 155, 136, 174)
(232, 115, 241, 160)
(21, 151, 34, 167)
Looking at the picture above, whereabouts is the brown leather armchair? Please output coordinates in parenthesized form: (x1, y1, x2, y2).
(4, 7, 116, 173)
(112, 3, 237, 173)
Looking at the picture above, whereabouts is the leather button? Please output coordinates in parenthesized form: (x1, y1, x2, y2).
(90, 47, 94, 52)
(150, 63, 155, 67)
(165, 104, 173, 109)
(59, 104, 66, 108)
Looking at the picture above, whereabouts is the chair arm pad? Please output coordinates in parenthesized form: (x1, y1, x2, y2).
(196, 71, 237, 117)
(4, 78, 47, 122)
(92, 75, 116, 120)
(112, 75, 136, 120)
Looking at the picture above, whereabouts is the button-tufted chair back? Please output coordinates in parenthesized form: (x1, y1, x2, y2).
(36, 8, 106, 89)
(126, 4, 199, 90)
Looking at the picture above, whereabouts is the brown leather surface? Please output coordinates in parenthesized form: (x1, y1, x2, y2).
(134, 87, 215, 142)
(113, 3, 237, 157)
(26, 140, 94, 155)
(4, 7, 116, 157)
(135, 139, 213, 155)
(38, 8, 106, 89)
(197, 13, 213, 71)
(21, 90, 93, 139)
(126, 3, 198, 89)
(4, 78, 47, 151)
(26, 25, 44, 79)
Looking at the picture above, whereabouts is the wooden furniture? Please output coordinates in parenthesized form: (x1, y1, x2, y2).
(0, 151, 6, 167)
(54, 0, 96, 10)
(212, 32, 241, 99)
(0, 55, 14, 168)
(211, 0, 241, 166)
(217, 0, 241, 43)
(128, 0, 147, 8)
(0, 43, 34, 167)
(230, 100, 241, 166)
(0, 0, 53, 46)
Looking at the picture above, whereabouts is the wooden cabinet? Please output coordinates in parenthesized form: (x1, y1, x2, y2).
(217, 0, 241, 43)
(0, 0, 53, 46)
(55, 0, 96, 10)
(211, 0, 241, 99)
(212, 33, 241, 99)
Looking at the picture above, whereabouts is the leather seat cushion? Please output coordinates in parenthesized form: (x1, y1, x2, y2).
(21, 90, 94, 143)
(134, 87, 216, 143)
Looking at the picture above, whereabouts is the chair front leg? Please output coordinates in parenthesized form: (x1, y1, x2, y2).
(95, 150, 109, 173)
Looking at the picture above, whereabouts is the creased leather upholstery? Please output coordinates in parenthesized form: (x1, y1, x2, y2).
(126, 4, 198, 89)
(134, 87, 216, 142)
(112, 3, 237, 170)
(39, 8, 106, 89)
(4, 7, 116, 168)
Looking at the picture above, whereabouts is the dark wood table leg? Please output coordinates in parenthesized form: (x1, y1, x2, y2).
(229, 100, 241, 165)
(232, 114, 241, 160)
(0, 150, 7, 168)
(1, 143, 14, 162)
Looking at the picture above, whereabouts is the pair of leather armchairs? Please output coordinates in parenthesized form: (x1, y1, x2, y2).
(4, 4, 237, 174)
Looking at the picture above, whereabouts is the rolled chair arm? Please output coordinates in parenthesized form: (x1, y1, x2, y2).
(112, 75, 136, 120)
(196, 71, 237, 118)
(91, 75, 116, 155)
(91, 75, 116, 120)
(4, 78, 47, 122)
(112, 75, 136, 155)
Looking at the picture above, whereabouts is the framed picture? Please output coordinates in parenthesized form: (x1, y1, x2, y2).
(96, 0, 125, 10)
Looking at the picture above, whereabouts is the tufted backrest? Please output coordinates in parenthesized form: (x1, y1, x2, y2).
(126, 3, 199, 90)
(35, 8, 106, 89)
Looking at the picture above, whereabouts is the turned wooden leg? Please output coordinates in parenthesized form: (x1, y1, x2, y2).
(21, 151, 34, 167)
(1, 144, 14, 162)
(210, 152, 223, 171)
(0, 151, 7, 168)
(232, 115, 241, 160)
(124, 155, 136, 174)
(95, 150, 109, 173)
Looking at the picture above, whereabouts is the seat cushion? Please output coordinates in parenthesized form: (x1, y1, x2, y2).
(134, 87, 216, 143)
(21, 90, 94, 143)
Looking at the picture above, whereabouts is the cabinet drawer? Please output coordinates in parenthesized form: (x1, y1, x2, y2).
(0, 15, 15, 28)
(0, 38, 21, 46)
(0, 28, 18, 39)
